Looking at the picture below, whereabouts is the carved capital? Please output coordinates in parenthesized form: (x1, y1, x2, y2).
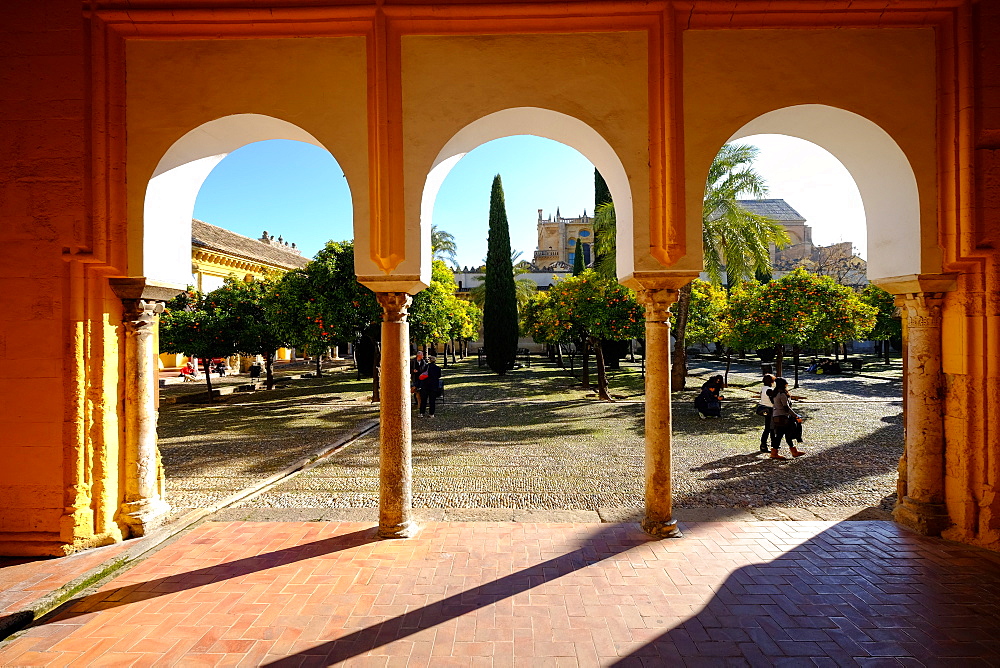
(636, 287, 679, 323)
(901, 292, 945, 329)
(376, 292, 412, 323)
(122, 299, 164, 334)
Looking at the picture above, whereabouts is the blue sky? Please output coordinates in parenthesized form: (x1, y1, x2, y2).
(193, 134, 866, 268)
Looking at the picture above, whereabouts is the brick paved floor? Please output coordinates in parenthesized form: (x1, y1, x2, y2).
(2, 520, 998, 666)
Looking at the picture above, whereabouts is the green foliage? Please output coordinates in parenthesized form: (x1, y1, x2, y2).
(593, 201, 617, 280)
(523, 270, 643, 344)
(271, 240, 381, 356)
(572, 239, 585, 276)
(672, 279, 727, 347)
(210, 275, 289, 360)
(483, 174, 519, 374)
(159, 289, 238, 361)
(431, 224, 458, 268)
(593, 169, 616, 280)
(726, 268, 877, 350)
(702, 143, 790, 285)
(861, 284, 902, 342)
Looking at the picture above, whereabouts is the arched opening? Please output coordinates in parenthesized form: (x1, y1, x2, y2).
(726, 104, 928, 282)
(142, 116, 363, 519)
(421, 107, 634, 281)
(677, 105, 927, 521)
(142, 114, 338, 287)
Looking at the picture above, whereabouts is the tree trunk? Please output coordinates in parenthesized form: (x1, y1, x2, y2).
(592, 337, 613, 401)
(793, 345, 800, 388)
(264, 352, 275, 390)
(884, 340, 890, 365)
(580, 339, 591, 389)
(556, 343, 564, 369)
(724, 347, 732, 385)
(670, 281, 694, 390)
(775, 344, 785, 378)
(315, 348, 322, 377)
(202, 358, 215, 403)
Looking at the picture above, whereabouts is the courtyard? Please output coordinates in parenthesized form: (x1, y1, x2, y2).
(158, 353, 903, 521)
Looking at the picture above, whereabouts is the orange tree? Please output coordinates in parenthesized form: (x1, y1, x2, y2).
(210, 275, 292, 390)
(159, 287, 239, 401)
(523, 269, 644, 400)
(271, 240, 380, 385)
(726, 268, 877, 379)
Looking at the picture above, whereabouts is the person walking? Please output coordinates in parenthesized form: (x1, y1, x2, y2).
(756, 374, 775, 453)
(417, 356, 442, 418)
(767, 377, 805, 459)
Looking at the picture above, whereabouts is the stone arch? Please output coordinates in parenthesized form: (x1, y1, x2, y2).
(725, 104, 929, 282)
(419, 107, 633, 283)
(142, 113, 346, 287)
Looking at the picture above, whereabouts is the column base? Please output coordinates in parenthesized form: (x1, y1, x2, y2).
(120, 498, 171, 538)
(893, 496, 951, 536)
(641, 517, 683, 538)
(377, 520, 420, 539)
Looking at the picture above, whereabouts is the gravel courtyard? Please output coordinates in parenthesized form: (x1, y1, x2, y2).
(159, 352, 903, 516)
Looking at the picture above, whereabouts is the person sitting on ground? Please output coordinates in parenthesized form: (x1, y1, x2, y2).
(694, 375, 725, 419)
(179, 361, 199, 382)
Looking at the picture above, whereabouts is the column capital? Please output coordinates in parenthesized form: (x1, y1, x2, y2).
(122, 299, 165, 332)
(376, 292, 413, 323)
(898, 292, 946, 329)
(870, 272, 957, 296)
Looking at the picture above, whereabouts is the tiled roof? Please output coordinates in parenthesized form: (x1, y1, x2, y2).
(736, 199, 807, 223)
(191, 219, 310, 270)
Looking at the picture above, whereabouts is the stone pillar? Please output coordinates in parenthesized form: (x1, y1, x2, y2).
(109, 278, 183, 538)
(119, 298, 171, 536)
(893, 291, 951, 535)
(375, 292, 418, 538)
(636, 285, 682, 538)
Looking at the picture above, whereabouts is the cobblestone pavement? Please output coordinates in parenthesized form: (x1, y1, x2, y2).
(159, 353, 903, 515)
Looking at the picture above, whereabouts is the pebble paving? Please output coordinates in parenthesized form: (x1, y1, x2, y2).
(159, 353, 903, 514)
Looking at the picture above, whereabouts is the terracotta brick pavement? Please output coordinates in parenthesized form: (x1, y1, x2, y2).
(1, 520, 999, 666)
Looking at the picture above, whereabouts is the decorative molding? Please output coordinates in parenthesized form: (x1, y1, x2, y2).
(121, 299, 164, 333)
(376, 292, 412, 323)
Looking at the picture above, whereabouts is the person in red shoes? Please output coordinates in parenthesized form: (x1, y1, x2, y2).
(766, 377, 805, 460)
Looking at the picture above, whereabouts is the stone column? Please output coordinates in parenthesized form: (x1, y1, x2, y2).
(636, 285, 682, 538)
(375, 292, 418, 539)
(119, 298, 171, 536)
(893, 292, 951, 535)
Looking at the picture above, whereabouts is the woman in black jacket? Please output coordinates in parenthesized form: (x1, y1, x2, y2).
(418, 356, 442, 418)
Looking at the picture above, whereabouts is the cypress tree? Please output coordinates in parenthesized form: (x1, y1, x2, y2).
(594, 168, 613, 211)
(483, 174, 519, 375)
(572, 239, 585, 275)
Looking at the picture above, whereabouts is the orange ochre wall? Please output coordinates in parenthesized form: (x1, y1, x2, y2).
(0, 0, 998, 556)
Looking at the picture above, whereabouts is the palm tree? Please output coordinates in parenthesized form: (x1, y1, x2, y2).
(592, 201, 616, 280)
(431, 224, 458, 268)
(671, 143, 790, 389)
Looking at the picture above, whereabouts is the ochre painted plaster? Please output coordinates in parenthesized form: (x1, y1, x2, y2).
(683, 28, 939, 275)
(399, 31, 650, 277)
(125, 37, 369, 278)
